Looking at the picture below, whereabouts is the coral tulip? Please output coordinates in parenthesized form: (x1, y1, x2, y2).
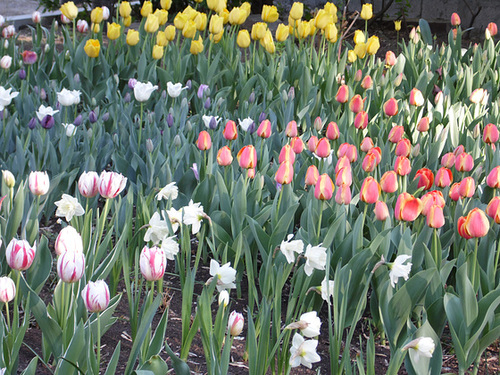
(394, 156, 411, 176)
(417, 117, 430, 132)
(237, 145, 257, 169)
(196, 131, 211, 151)
(315, 138, 331, 158)
(335, 85, 349, 104)
(305, 165, 319, 186)
(325, 121, 339, 140)
(307, 136, 318, 152)
(286, 120, 298, 137)
(395, 138, 412, 157)
(435, 167, 453, 188)
(483, 123, 499, 144)
(380, 171, 398, 193)
(354, 111, 369, 130)
(449, 182, 461, 201)
(463, 208, 489, 238)
(360, 137, 374, 152)
(384, 98, 398, 117)
(450, 12, 460, 26)
(409, 88, 424, 106)
(335, 184, 351, 205)
(441, 152, 456, 168)
(361, 75, 373, 90)
(291, 137, 304, 154)
(486, 166, 500, 188)
(421, 190, 445, 216)
(335, 156, 351, 174)
(374, 201, 389, 221)
(279, 144, 296, 164)
(414, 168, 434, 190)
(455, 152, 473, 172)
(395, 193, 422, 221)
(223, 120, 238, 141)
(458, 176, 475, 198)
(217, 146, 233, 166)
(315, 174, 334, 200)
(487, 22, 498, 36)
(388, 125, 405, 143)
(385, 51, 396, 66)
(275, 161, 294, 185)
(337, 143, 357, 162)
(257, 119, 272, 138)
(486, 196, 500, 224)
(349, 94, 364, 113)
(335, 166, 352, 187)
(427, 204, 445, 228)
(360, 176, 380, 204)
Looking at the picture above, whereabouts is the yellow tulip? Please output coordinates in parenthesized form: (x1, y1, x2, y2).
(366, 35, 380, 55)
(241, 2, 251, 18)
(165, 25, 176, 41)
(60, 1, 78, 20)
(290, 2, 303, 20)
(354, 42, 366, 58)
(219, 8, 229, 24)
(157, 31, 168, 46)
(183, 6, 197, 20)
(194, 12, 207, 31)
(262, 30, 275, 53)
(394, 20, 401, 31)
(210, 30, 224, 43)
(276, 23, 289, 42)
(190, 36, 204, 55)
(174, 13, 188, 29)
(84, 39, 100, 58)
(360, 3, 373, 20)
(152, 44, 164, 59)
(91, 23, 100, 33)
(296, 20, 310, 39)
(107, 22, 121, 40)
(126, 29, 140, 46)
(119, 1, 132, 18)
(209, 15, 224, 35)
(262, 5, 279, 23)
(237, 29, 251, 48)
(229, 7, 245, 25)
(309, 22, 316, 36)
(124, 16, 132, 27)
(347, 50, 357, 63)
(207, 0, 225, 13)
(251, 22, 267, 40)
(183, 20, 197, 38)
(161, 0, 172, 10)
(324, 23, 338, 43)
(141, 1, 153, 17)
(91, 7, 103, 24)
(324, 2, 337, 16)
(144, 14, 159, 33)
(353, 29, 365, 44)
(155, 9, 169, 25)
(314, 9, 330, 30)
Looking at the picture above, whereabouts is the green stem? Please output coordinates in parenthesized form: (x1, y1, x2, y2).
(433, 228, 441, 269)
(471, 237, 479, 290)
(97, 311, 101, 370)
(73, 19, 76, 50)
(5, 302, 10, 332)
(139, 101, 144, 148)
(317, 200, 324, 243)
(12, 270, 20, 332)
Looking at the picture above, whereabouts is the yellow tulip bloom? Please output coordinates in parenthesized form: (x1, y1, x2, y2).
(229, 7, 245, 25)
(207, 0, 226, 14)
(84, 39, 100, 58)
(155, 9, 169, 25)
(360, 3, 373, 20)
(119, 1, 132, 18)
(124, 16, 132, 27)
(241, 2, 251, 18)
(366, 35, 380, 55)
(219, 8, 229, 24)
(353, 30, 365, 44)
(152, 45, 164, 59)
(354, 42, 366, 58)
(161, 0, 172, 10)
(237, 29, 251, 48)
(126, 29, 140, 46)
(324, 23, 338, 43)
(262, 5, 279, 23)
(290, 2, 303, 20)
(107, 22, 121, 40)
(165, 25, 176, 41)
(251, 22, 267, 40)
(183, 6, 197, 20)
(210, 30, 224, 43)
(190, 36, 204, 55)
(141, 1, 153, 17)
(60, 1, 78, 20)
(209, 14, 224, 35)
(394, 20, 401, 31)
(314, 9, 331, 30)
(262, 30, 275, 53)
(91, 7, 103, 24)
(157, 31, 168, 46)
(276, 23, 289, 42)
(144, 14, 159, 33)
(182, 20, 197, 38)
(347, 50, 357, 63)
(194, 12, 207, 31)
(174, 13, 188, 30)
(91, 23, 100, 33)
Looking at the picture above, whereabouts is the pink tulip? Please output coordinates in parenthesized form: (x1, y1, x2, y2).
(78, 171, 99, 198)
(140, 245, 167, 281)
(98, 171, 127, 199)
(57, 250, 85, 283)
(6, 238, 36, 271)
(81, 280, 110, 313)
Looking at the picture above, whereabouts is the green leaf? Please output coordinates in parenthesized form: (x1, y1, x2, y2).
(104, 342, 121, 375)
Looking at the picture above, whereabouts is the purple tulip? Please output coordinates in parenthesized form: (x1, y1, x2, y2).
(128, 78, 137, 89)
(166, 113, 174, 128)
(124, 92, 131, 103)
(89, 111, 97, 123)
(74, 114, 83, 126)
(185, 80, 192, 90)
(259, 112, 266, 123)
(102, 112, 109, 122)
(18, 69, 26, 80)
(28, 117, 37, 129)
(204, 97, 211, 109)
(249, 91, 255, 103)
(41, 115, 55, 129)
(197, 84, 209, 99)
(209, 116, 217, 129)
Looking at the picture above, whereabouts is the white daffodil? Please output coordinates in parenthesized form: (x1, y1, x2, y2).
(55, 194, 85, 222)
(134, 81, 158, 102)
(156, 182, 178, 201)
(389, 254, 412, 288)
(303, 244, 327, 276)
(202, 115, 221, 129)
(403, 337, 435, 362)
(144, 212, 170, 245)
(286, 311, 321, 338)
(166, 81, 187, 98)
(182, 200, 205, 234)
(320, 277, 334, 303)
(0, 86, 18, 111)
(165, 207, 182, 233)
(209, 259, 236, 292)
(280, 234, 304, 264)
(36, 104, 59, 121)
(289, 333, 321, 369)
(161, 235, 179, 260)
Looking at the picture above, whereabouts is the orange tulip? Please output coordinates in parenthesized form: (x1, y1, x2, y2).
(360, 176, 380, 204)
(380, 170, 398, 193)
(414, 168, 434, 190)
(304, 165, 319, 186)
(237, 145, 257, 169)
(394, 156, 411, 176)
(257, 119, 272, 138)
(275, 161, 294, 185)
(197, 130, 211, 150)
(325, 121, 339, 140)
(279, 144, 296, 164)
(395, 192, 422, 221)
(435, 167, 453, 188)
(463, 208, 489, 238)
(315, 137, 331, 158)
(315, 174, 334, 200)
(335, 184, 351, 205)
(217, 146, 233, 166)
(223, 120, 238, 140)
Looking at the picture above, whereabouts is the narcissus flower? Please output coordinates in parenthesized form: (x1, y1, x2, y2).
(55, 194, 85, 222)
(304, 244, 327, 276)
(209, 259, 236, 292)
(280, 234, 304, 263)
(286, 311, 321, 338)
(389, 254, 412, 287)
(403, 337, 435, 362)
(156, 182, 178, 201)
(289, 333, 321, 368)
(395, 193, 422, 221)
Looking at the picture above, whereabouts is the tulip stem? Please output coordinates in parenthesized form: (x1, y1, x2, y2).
(317, 200, 324, 243)
(494, 237, 500, 280)
(5, 302, 10, 332)
(96, 311, 101, 371)
(471, 237, 479, 291)
(12, 270, 20, 332)
(433, 228, 441, 269)
(72, 19, 76, 50)
(138, 102, 143, 147)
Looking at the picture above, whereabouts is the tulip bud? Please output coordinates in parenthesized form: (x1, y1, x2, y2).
(29, 171, 50, 196)
(307, 136, 318, 152)
(388, 125, 405, 143)
(237, 145, 257, 169)
(275, 161, 294, 185)
(354, 111, 368, 130)
(28, 117, 37, 129)
(325, 121, 339, 140)
(315, 174, 334, 200)
(394, 156, 411, 176)
(483, 123, 499, 144)
(360, 176, 380, 204)
(217, 146, 233, 166)
(450, 12, 461, 26)
(349, 94, 364, 114)
(354, 69, 363, 82)
(313, 116, 323, 132)
(455, 152, 473, 172)
(218, 290, 229, 307)
(395, 138, 412, 157)
(335, 183, 351, 205)
(335, 85, 349, 104)
(417, 117, 429, 132)
(228, 311, 244, 336)
(285, 120, 298, 137)
(19, 69, 26, 80)
(140, 246, 166, 281)
(6, 238, 36, 271)
(361, 75, 373, 90)
(290, 137, 304, 154)
(0, 55, 12, 69)
(57, 250, 85, 283)
(374, 200, 389, 221)
(81, 280, 110, 313)
(0, 277, 16, 303)
(383, 98, 398, 117)
(2, 170, 15, 188)
(304, 165, 319, 186)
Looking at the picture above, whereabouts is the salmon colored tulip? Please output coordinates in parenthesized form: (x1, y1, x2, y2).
(487, 22, 498, 36)
(223, 120, 238, 140)
(315, 174, 334, 200)
(361, 75, 373, 90)
(385, 51, 396, 66)
(383, 98, 398, 117)
(307, 136, 319, 152)
(313, 116, 323, 131)
(427, 204, 445, 228)
(380, 170, 398, 193)
(394, 156, 411, 176)
(374, 200, 389, 221)
(197, 130, 211, 150)
(483, 123, 499, 144)
(458, 176, 475, 198)
(421, 190, 445, 216)
(486, 196, 500, 224)
(395, 139, 412, 157)
(279, 144, 296, 164)
(217, 146, 233, 166)
(463, 208, 490, 238)
(335, 84, 349, 104)
(388, 125, 405, 143)
(257, 119, 272, 138)
(275, 161, 294, 185)
(449, 182, 461, 201)
(395, 192, 422, 221)
(360, 137, 374, 152)
(417, 117, 430, 132)
(457, 216, 472, 239)
(409, 88, 424, 106)
(414, 168, 434, 190)
(354, 69, 363, 82)
(349, 94, 364, 113)
(435, 167, 453, 188)
(362, 153, 377, 173)
(335, 166, 352, 187)
(325, 121, 339, 140)
(486, 166, 500, 188)
(441, 152, 456, 168)
(354, 111, 369, 130)
(337, 143, 357, 162)
(335, 184, 351, 205)
(450, 12, 460, 26)
(360, 176, 380, 204)
(453, 145, 465, 156)
(305, 165, 319, 186)
(237, 145, 257, 169)
(335, 156, 351, 174)
(247, 168, 255, 179)
(286, 120, 298, 137)
(290, 137, 304, 154)
(315, 137, 331, 158)
(455, 152, 473, 172)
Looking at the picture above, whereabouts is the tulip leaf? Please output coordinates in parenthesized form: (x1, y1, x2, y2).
(55, 322, 86, 375)
(25, 234, 52, 294)
(104, 342, 121, 375)
(146, 308, 169, 359)
(20, 357, 38, 375)
(418, 19, 433, 46)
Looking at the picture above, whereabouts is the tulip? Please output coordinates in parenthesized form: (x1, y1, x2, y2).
(141, 0, 153, 17)
(223, 120, 238, 141)
(388, 125, 404, 143)
(237, 145, 257, 169)
(196, 131, 211, 151)
(449, 182, 461, 201)
(454, 145, 465, 156)
(32, 11, 42, 24)
(291, 137, 304, 154)
(140, 246, 167, 281)
(337, 143, 358, 162)
(279, 144, 296, 164)
(458, 176, 475, 198)
(275, 161, 294, 185)
(361, 75, 373, 90)
(335, 166, 352, 187)
(325, 121, 339, 140)
(190, 36, 204, 55)
(354, 111, 369, 130)
(0, 55, 12, 69)
(395, 193, 422, 221)
(360, 3, 373, 20)
(354, 42, 366, 58)
(257, 119, 271, 138)
(335, 85, 349, 104)
(29, 171, 50, 196)
(463, 208, 489, 238)
(354, 69, 363, 82)
(0, 277, 15, 303)
(21, 51, 37, 65)
(366, 36, 380, 55)
(394, 156, 411, 176)
(276, 23, 289, 41)
(380, 171, 398, 193)
(55, 225, 83, 256)
(98, 171, 127, 199)
(486, 197, 500, 224)
(194, 12, 207, 31)
(486, 166, 500, 188)
(362, 148, 381, 172)
(84, 39, 100, 58)
(469, 88, 487, 104)
(315, 138, 331, 158)
(455, 152, 473, 172)
(262, 4, 279, 23)
(417, 117, 430, 132)
(6, 238, 36, 271)
(76, 19, 89, 33)
(426, 205, 445, 228)
(107, 22, 121, 40)
(126, 29, 140, 46)
(290, 2, 303, 20)
(91, 7, 103, 24)
(487, 22, 498, 36)
(236, 29, 250, 48)
(305, 165, 319, 186)
(409, 88, 424, 106)
(421, 190, 445, 216)
(385, 51, 396, 66)
(307, 136, 318, 152)
(360, 176, 380, 204)
(349, 94, 364, 114)
(57, 250, 85, 283)
(2, 170, 15, 188)
(360, 137, 374, 152)
(286, 120, 298, 138)
(434, 167, 453, 188)
(441, 152, 456, 168)
(228, 311, 244, 336)
(450, 12, 460, 26)
(483, 123, 499, 144)
(60, 1, 78, 20)
(374, 201, 389, 221)
(315, 174, 334, 200)
(217, 146, 233, 166)
(383, 98, 398, 117)
(81, 280, 110, 313)
(134, 81, 158, 102)
(120, 1, 132, 17)
(457, 216, 471, 239)
(334, 184, 350, 205)
(414, 168, 434, 190)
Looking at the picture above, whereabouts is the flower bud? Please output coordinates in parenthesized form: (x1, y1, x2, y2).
(228, 311, 244, 336)
(6, 238, 36, 271)
(218, 290, 229, 307)
(2, 170, 15, 188)
(0, 277, 16, 303)
(81, 280, 110, 313)
(57, 250, 85, 283)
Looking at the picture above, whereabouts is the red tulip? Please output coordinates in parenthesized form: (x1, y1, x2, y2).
(383, 98, 398, 117)
(394, 156, 411, 176)
(337, 143, 357, 162)
(421, 190, 445, 216)
(349, 94, 364, 113)
(457, 216, 472, 239)
(409, 88, 424, 106)
(360, 137, 374, 152)
(304, 165, 319, 186)
(275, 161, 294, 185)
(427, 204, 445, 228)
(279, 144, 296, 164)
(451, 12, 461, 26)
(354, 111, 369, 130)
(237, 145, 257, 169)
(435, 167, 453, 188)
(335, 84, 349, 104)
(217, 146, 233, 166)
(380, 170, 398, 193)
(290, 137, 304, 154)
(315, 137, 331, 158)
(315, 174, 334, 200)
(486, 196, 500, 224)
(285, 120, 298, 137)
(197, 130, 211, 150)
(455, 152, 473, 172)
(395, 138, 412, 157)
(463, 208, 490, 238)
(335, 184, 351, 205)
(223, 120, 238, 140)
(388, 125, 404, 143)
(458, 176, 475, 198)
(257, 119, 272, 138)
(385, 51, 396, 66)
(449, 182, 461, 201)
(325, 121, 339, 140)
(395, 192, 422, 221)
(486, 166, 500, 188)
(360, 176, 380, 204)
(361, 75, 373, 90)
(414, 168, 434, 190)
(417, 117, 430, 132)
(483, 123, 499, 144)
(307, 136, 319, 152)
(441, 152, 456, 168)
